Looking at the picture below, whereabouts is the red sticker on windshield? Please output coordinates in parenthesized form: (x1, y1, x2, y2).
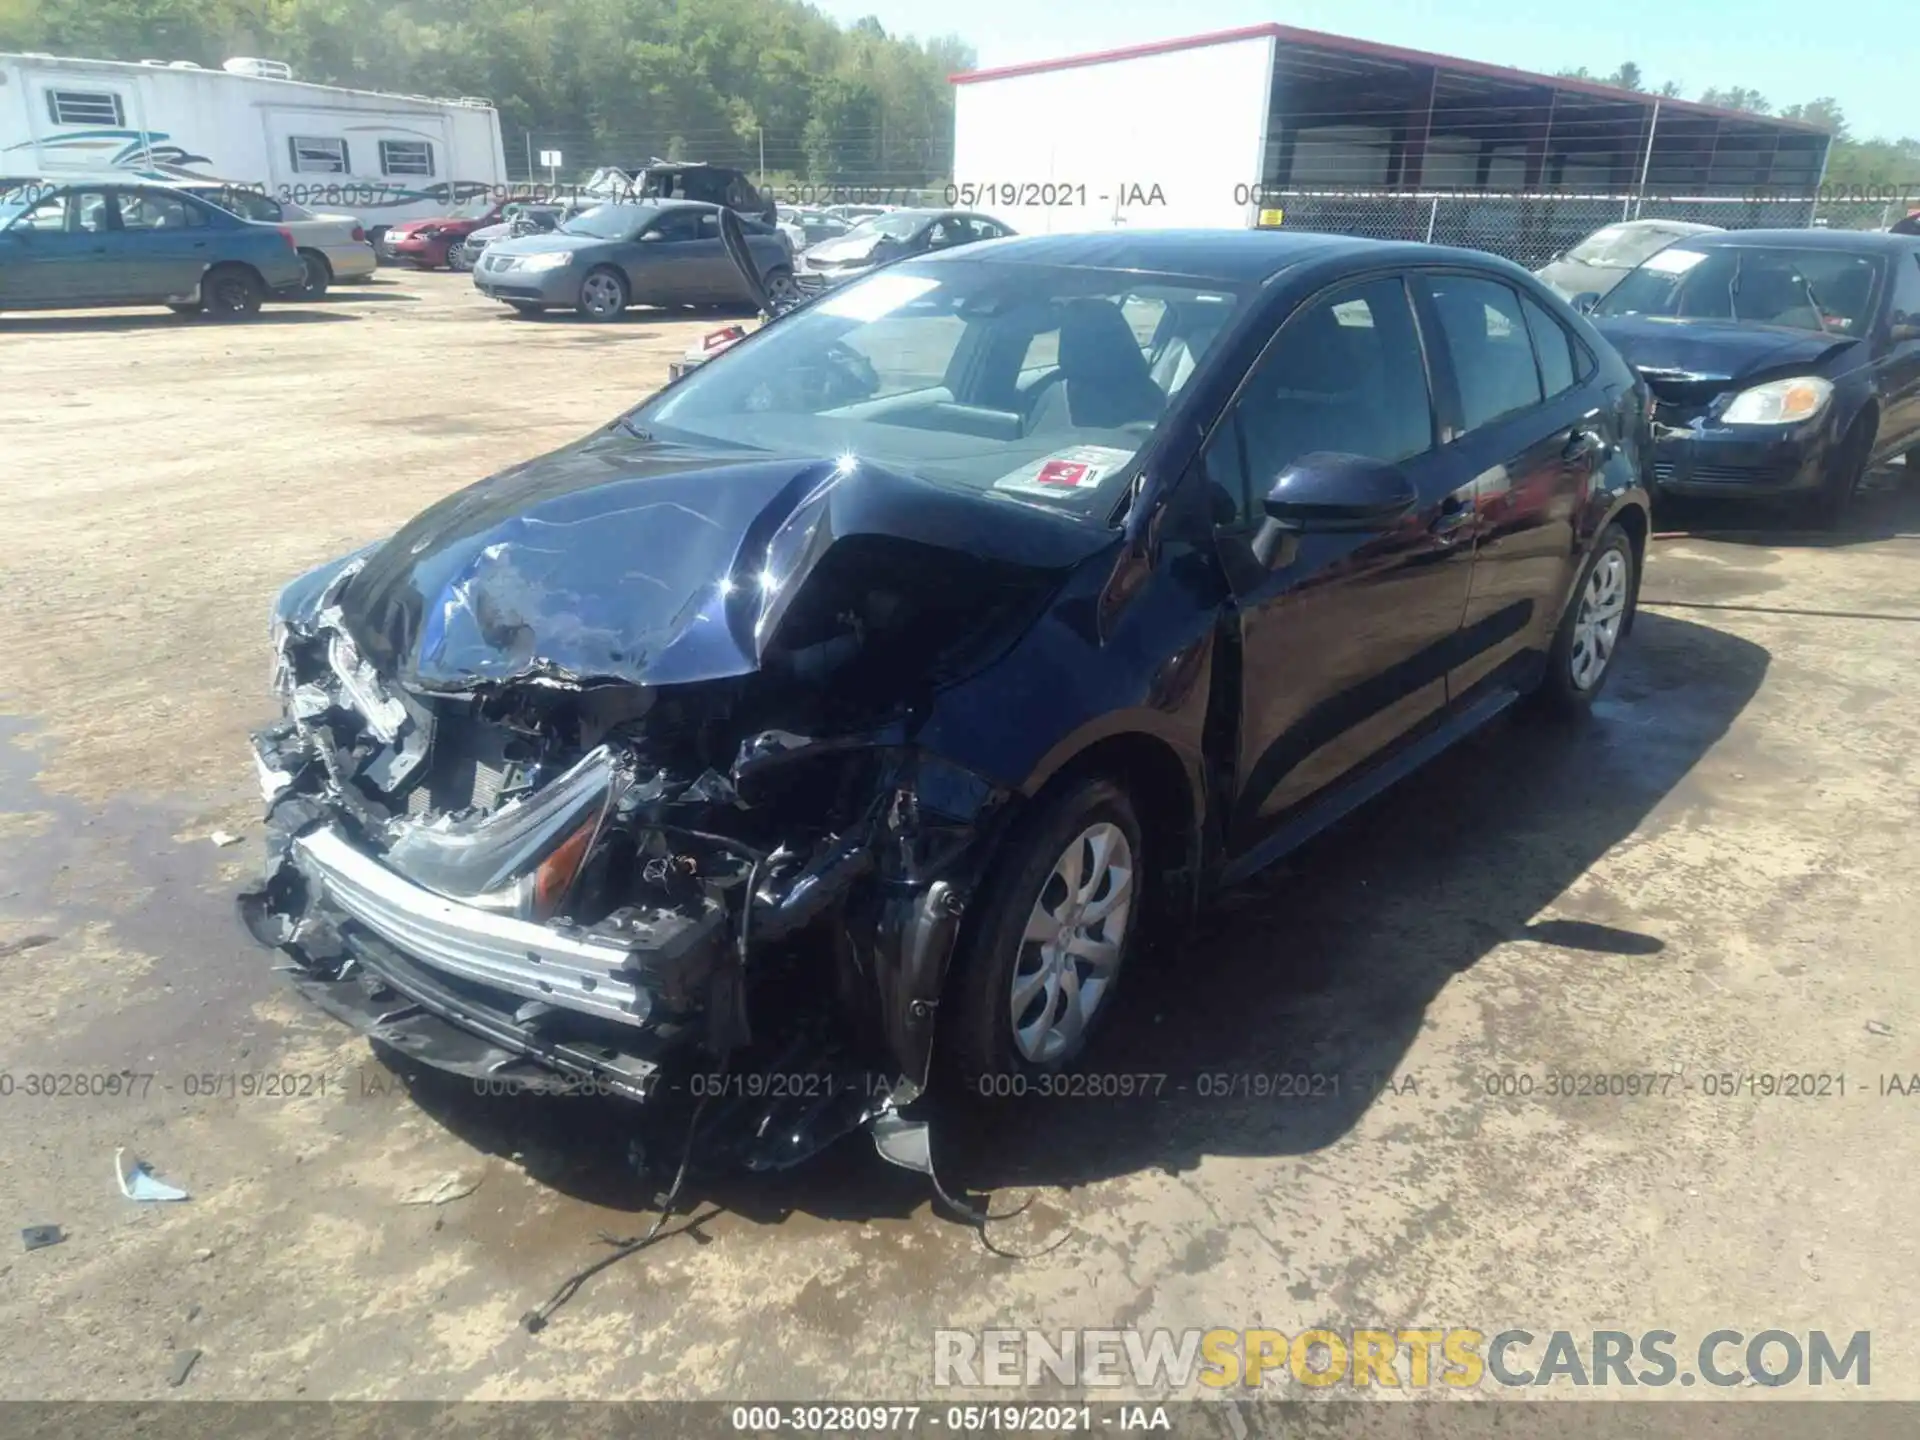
(1035, 460, 1091, 487)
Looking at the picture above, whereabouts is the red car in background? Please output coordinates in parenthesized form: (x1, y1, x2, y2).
(380, 197, 515, 269)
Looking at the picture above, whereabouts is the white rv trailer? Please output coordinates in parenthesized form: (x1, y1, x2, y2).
(0, 51, 509, 241)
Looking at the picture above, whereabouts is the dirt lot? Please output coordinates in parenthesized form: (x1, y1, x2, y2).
(2, 271, 1918, 1403)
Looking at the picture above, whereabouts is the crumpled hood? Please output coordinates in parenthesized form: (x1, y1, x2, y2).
(330, 427, 1112, 694)
(1592, 315, 1858, 384)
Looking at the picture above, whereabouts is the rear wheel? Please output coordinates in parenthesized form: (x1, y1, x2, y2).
(764, 266, 800, 306)
(200, 264, 264, 319)
(1534, 521, 1635, 717)
(297, 250, 331, 298)
(941, 777, 1143, 1091)
(576, 266, 628, 321)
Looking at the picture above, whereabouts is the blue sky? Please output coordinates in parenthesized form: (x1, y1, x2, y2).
(815, 0, 1908, 143)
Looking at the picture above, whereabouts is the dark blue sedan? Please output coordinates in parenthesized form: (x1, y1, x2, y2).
(0, 179, 306, 317)
(1587, 228, 1920, 524)
(244, 230, 1651, 1167)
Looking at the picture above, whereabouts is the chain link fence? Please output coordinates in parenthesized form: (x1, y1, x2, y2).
(1262, 192, 1903, 269)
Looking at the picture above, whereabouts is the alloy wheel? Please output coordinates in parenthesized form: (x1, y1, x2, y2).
(580, 272, 624, 318)
(1009, 822, 1134, 1064)
(1569, 547, 1629, 691)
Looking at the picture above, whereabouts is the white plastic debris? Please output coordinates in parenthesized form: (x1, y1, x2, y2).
(116, 1148, 190, 1202)
(400, 1172, 481, 1206)
(210, 831, 242, 848)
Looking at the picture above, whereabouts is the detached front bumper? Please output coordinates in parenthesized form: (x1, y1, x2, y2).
(1650, 420, 1833, 501)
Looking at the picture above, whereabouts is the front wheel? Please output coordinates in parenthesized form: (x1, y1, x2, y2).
(1804, 418, 1873, 529)
(576, 266, 628, 321)
(447, 240, 473, 272)
(200, 264, 264, 319)
(1534, 521, 1635, 717)
(940, 777, 1143, 1091)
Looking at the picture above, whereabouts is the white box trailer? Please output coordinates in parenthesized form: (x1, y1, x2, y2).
(0, 51, 508, 242)
(952, 25, 1835, 242)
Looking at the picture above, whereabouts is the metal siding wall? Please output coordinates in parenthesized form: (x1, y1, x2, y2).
(952, 37, 1275, 233)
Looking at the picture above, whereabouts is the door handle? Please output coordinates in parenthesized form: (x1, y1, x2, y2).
(1430, 492, 1475, 541)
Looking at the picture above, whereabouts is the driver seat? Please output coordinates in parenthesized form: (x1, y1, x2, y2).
(1025, 299, 1168, 433)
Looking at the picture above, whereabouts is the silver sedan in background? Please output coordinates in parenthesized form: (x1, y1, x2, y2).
(473, 200, 795, 320)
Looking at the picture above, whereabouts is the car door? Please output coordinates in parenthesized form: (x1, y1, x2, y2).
(110, 188, 219, 299)
(630, 208, 709, 303)
(1873, 248, 1920, 454)
(0, 189, 98, 304)
(1208, 272, 1480, 845)
(1413, 271, 1604, 696)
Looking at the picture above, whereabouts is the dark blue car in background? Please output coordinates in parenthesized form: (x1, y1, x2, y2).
(0, 179, 306, 317)
(1586, 229, 1920, 525)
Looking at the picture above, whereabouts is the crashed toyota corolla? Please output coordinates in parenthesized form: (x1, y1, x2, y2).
(242, 229, 1650, 1169)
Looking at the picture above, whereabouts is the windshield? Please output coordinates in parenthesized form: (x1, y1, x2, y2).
(560, 204, 646, 238)
(452, 197, 496, 220)
(0, 202, 28, 228)
(1565, 224, 1704, 270)
(1596, 244, 1883, 334)
(628, 260, 1245, 525)
(854, 213, 927, 241)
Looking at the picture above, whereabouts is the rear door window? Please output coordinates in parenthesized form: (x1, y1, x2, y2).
(1520, 294, 1578, 399)
(1423, 274, 1544, 431)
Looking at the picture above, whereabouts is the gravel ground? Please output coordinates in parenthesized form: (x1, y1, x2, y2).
(1, 272, 1918, 1404)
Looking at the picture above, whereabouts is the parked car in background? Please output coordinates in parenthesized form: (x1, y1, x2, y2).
(0, 178, 304, 315)
(450, 200, 596, 272)
(776, 206, 853, 251)
(800, 209, 1013, 286)
(381, 197, 515, 269)
(1535, 219, 1722, 302)
(595, 161, 777, 225)
(472, 200, 794, 319)
(1587, 228, 1920, 523)
(246, 231, 1649, 1176)
(169, 181, 375, 297)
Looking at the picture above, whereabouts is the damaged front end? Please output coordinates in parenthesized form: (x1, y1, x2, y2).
(238, 453, 1078, 1169)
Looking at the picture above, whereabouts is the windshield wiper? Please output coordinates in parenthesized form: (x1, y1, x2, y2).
(1727, 250, 1744, 322)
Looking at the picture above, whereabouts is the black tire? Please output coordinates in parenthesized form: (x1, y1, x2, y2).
(940, 777, 1145, 1092)
(446, 239, 472, 273)
(764, 265, 799, 307)
(297, 250, 331, 298)
(576, 265, 628, 321)
(507, 301, 544, 317)
(1533, 521, 1636, 718)
(1803, 417, 1873, 529)
(200, 264, 264, 319)
(368, 227, 390, 263)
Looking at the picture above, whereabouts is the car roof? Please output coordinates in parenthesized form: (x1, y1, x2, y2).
(1678, 228, 1920, 255)
(914, 228, 1487, 284)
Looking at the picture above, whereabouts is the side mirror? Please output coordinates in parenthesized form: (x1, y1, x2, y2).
(1571, 292, 1601, 314)
(1263, 453, 1418, 532)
